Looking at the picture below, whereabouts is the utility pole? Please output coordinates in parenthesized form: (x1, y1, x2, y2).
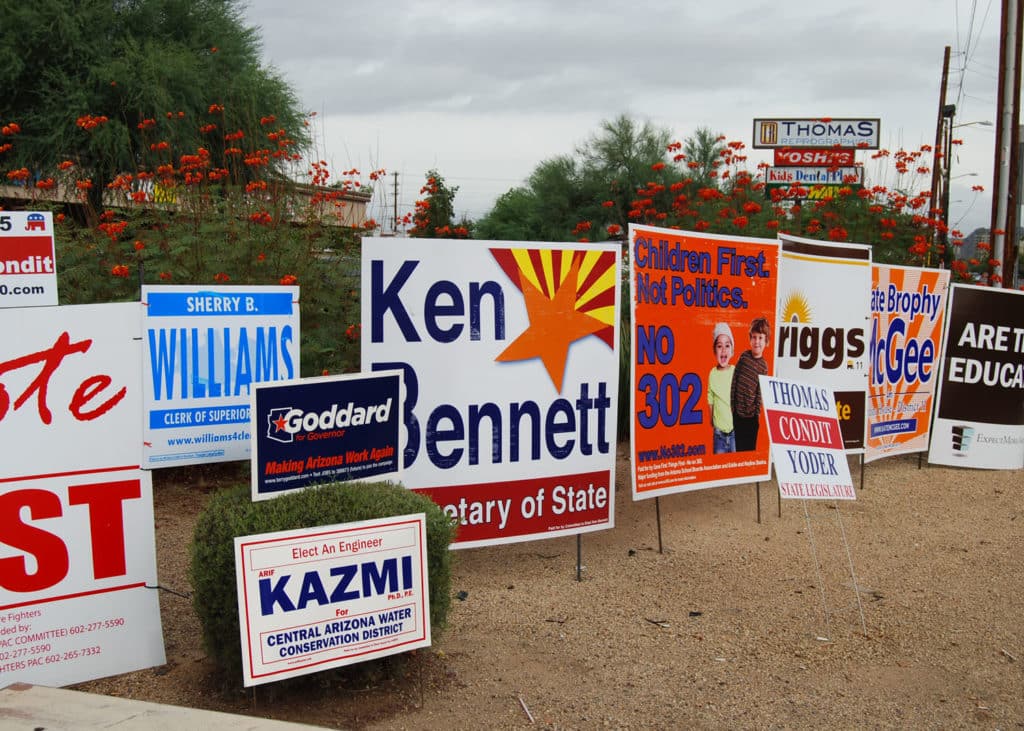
(929, 47, 953, 268)
(930, 46, 951, 226)
(989, 0, 1023, 287)
(392, 172, 399, 233)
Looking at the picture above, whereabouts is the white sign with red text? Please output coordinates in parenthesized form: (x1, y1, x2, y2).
(0, 303, 165, 687)
(0, 211, 57, 308)
(235, 513, 430, 687)
(760, 374, 855, 500)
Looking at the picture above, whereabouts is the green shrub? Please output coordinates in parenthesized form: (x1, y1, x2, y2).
(189, 481, 454, 680)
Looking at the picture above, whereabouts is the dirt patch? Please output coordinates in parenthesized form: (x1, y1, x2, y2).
(73, 447, 1024, 729)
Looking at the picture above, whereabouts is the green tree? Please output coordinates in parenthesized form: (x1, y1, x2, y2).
(682, 126, 727, 188)
(0, 0, 307, 215)
(409, 169, 464, 237)
(578, 114, 675, 234)
(476, 115, 676, 242)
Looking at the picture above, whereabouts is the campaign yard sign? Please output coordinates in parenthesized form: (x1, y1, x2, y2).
(0, 211, 57, 308)
(866, 265, 949, 462)
(760, 375, 854, 500)
(0, 303, 165, 688)
(234, 514, 430, 687)
(362, 238, 620, 548)
(629, 224, 779, 499)
(928, 284, 1024, 470)
(777, 235, 871, 451)
(252, 372, 403, 501)
(141, 285, 300, 468)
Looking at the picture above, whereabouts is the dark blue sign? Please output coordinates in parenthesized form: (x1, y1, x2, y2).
(252, 372, 402, 500)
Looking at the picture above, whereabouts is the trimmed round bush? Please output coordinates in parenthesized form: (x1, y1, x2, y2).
(189, 481, 454, 679)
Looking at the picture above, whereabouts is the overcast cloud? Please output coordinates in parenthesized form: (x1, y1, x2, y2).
(241, 0, 1006, 235)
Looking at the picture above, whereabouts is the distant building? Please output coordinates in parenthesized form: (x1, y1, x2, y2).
(956, 227, 990, 262)
(956, 226, 1023, 259)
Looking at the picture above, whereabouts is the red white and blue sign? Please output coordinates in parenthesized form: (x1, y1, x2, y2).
(251, 371, 403, 501)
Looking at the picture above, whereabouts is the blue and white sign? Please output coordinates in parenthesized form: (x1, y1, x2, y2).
(141, 285, 300, 468)
(251, 371, 403, 501)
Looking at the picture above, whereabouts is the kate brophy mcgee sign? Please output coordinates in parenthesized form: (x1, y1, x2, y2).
(866, 264, 949, 463)
(361, 238, 620, 548)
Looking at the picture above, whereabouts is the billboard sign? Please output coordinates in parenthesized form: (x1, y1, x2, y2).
(0, 303, 165, 687)
(773, 148, 857, 166)
(235, 513, 430, 687)
(251, 372, 403, 501)
(753, 118, 880, 149)
(141, 285, 300, 468)
(766, 166, 864, 186)
(629, 224, 779, 499)
(0, 211, 57, 308)
(361, 238, 620, 548)
(928, 284, 1024, 469)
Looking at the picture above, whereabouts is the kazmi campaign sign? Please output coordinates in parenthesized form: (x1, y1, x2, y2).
(252, 371, 403, 501)
(0, 303, 165, 687)
(928, 284, 1024, 470)
(362, 238, 620, 548)
(0, 211, 57, 308)
(866, 265, 949, 462)
(141, 285, 300, 468)
(629, 224, 779, 499)
(760, 375, 855, 500)
(777, 235, 871, 451)
(234, 513, 430, 687)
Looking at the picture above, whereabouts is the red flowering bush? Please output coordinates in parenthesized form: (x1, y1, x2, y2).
(0, 103, 382, 376)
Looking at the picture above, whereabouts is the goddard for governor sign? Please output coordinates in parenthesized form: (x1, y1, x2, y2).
(251, 372, 403, 501)
(141, 285, 300, 468)
(753, 118, 880, 149)
(0, 303, 164, 688)
(362, 238, 620, 548)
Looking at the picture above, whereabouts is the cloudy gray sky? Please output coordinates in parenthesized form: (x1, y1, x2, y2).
(241, 0, 1006, 236)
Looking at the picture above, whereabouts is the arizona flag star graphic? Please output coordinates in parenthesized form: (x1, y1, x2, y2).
(491, 248, 616, 392)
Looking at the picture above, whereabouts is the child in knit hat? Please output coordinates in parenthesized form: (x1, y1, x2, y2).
(707, 322, 736, 454)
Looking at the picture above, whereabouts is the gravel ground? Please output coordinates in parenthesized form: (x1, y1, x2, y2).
(74, 445, 1024, 729)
